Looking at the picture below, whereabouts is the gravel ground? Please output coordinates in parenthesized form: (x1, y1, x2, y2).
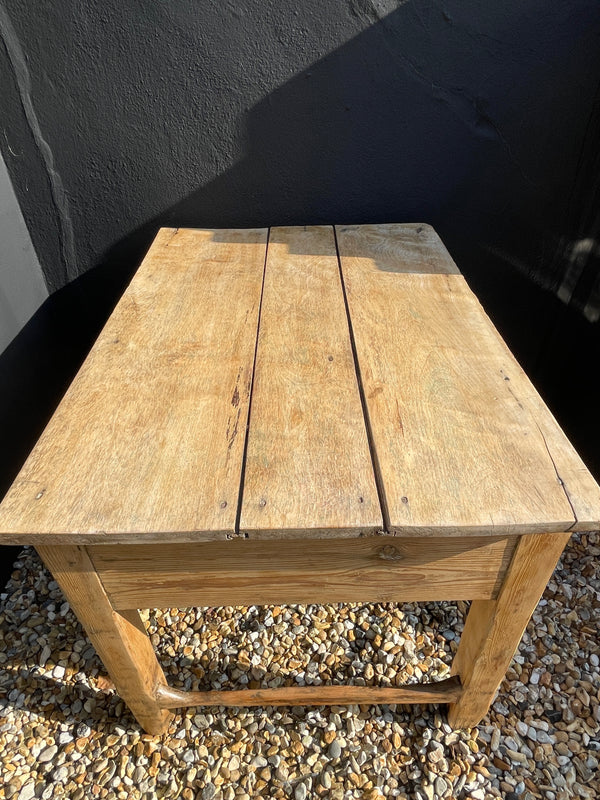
(0, 532, 598, 800)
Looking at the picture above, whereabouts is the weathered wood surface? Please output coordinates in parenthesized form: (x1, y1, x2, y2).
(89, 535, 517, 609)
(36, 545, 172, 734)
(0, 228, 267, 543)
(1, 222, 598, 547)
(155, 676, 463, 709)
(240, 225, 381, 537)
(336, 222, 590, 536)
(448, 531, 572, 727)
(474, 324, 600, 532)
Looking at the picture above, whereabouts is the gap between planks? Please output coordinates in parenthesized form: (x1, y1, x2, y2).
(233, 227, 271, 538)
(333, 224, 391, 531)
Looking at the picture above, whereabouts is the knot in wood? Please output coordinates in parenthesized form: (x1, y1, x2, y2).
(377, 544, 404, 561)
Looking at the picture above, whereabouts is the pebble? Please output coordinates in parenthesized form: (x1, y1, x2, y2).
(506, 748, 528, 764)
(38, 745, 58, 762)
(294, 782, 308, 800)
(0, 533, 598, 800)
(52, 766, 69, 782)
(516, 721, 528, 737)
(427, 747, 444, 763)
(328, 739, 342, 759)
(321, 771, 332, 789)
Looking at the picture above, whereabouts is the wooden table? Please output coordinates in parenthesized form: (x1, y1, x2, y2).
(1, 224, 599, 735)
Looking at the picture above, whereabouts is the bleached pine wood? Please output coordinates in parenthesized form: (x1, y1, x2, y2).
(89, 535, 516, 609)
(0, 228, 267, 544)
(155, 677, 463, 709)
(36, 545, 172, 734)
(336, 223, 581, 536)
(448, 531, 571, 727)
(240, 226, 381, 536)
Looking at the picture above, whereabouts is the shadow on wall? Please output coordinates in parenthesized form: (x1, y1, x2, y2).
(91, 2, 600, 340)
(93, 3, 593, 271)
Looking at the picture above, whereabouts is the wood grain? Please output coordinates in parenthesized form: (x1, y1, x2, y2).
(88, 535, 517, 609)
(472, 321, 600, 532)
(36, 545, 172, 734)
(240, 225, 381, 537)
(448, 531, 571, 727)
(0, 228, 267, 544)
(336, 223, 583, 536)
(155, 677, 463, 709)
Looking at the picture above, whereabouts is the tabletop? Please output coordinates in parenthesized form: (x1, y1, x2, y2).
(1, 224, 599, 544)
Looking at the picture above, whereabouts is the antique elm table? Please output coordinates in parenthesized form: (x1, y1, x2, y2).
(1, 224, 599, 735)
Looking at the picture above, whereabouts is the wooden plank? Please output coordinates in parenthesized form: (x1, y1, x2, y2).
(240, 225, 381, 537)
(472, 323, 600, 532)
(336, 223, 582, 536)
(155, 677, 463, 709)
(0, 228, 267, 544)
(88, 535, 517, 609)
(37, 545, 172, 734)
(448, 531, 571, 727)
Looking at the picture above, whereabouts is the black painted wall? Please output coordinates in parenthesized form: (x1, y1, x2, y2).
(1, 0, 600, 583)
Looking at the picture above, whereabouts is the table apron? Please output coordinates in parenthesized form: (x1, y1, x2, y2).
(82, 535, 518, 610)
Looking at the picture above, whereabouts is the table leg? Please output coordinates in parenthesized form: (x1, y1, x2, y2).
(447, 531, 571, 728)
(36, 545, 173, 734)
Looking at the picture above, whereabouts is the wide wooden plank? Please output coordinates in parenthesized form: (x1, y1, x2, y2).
(240, 226, 381, 537)
(336, 223, 581, 536)
(88, 535, 517, 609)
(0, 228, 267, 543)
(472, 323, 600, 532)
